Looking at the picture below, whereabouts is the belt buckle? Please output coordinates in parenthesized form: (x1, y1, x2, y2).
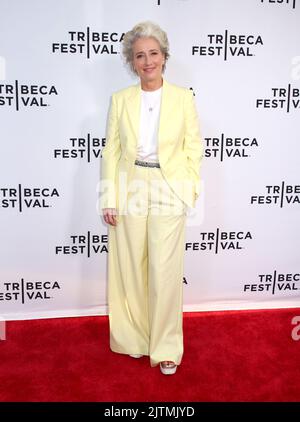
(135, 159, 160, 168)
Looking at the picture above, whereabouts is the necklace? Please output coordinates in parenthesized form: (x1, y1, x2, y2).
(142, 90, 161, 112)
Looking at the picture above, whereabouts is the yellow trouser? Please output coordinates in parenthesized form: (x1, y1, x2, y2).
(107, 162, 187, 367)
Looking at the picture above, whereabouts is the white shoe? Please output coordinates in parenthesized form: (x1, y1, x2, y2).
(160, 361, 177, 375)
(129, 354, 143, 358)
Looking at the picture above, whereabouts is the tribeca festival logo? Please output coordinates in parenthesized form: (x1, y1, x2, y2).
(157, 0, 189, 5)
(192, 30, 263, 60)
(0, 81, 58, 111)
(205, 133, 259, 161)
(256, 85, 300, 112)
(243, 270, 300, 294)
(0, 185, 60, 212)
(158, 0, 298, 9)
(0, 278, 61, 304)
(260, 0, 298, 10)
(250, 182, 300, 207)
(53, 133, 105, 162)
(51, 29, 124, 58)
(186, 229, 253, 253)
(55, 232, 108, 256)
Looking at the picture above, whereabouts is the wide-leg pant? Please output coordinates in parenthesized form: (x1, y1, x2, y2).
(107, 163, 187, 367)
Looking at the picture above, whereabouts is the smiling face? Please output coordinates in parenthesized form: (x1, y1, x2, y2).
(132, 36, 165, 86)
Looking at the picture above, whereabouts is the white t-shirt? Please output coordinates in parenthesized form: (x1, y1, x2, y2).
(136, 86, 162, 162)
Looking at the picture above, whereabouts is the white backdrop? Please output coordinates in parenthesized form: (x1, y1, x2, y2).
(0, 0, 299, 321)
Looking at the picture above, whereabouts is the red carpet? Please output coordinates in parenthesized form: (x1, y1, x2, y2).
(0, 308, 300, 402)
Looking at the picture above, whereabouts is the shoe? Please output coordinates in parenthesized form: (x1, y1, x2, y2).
(160, 361, 177, 375)
(129, 354, 143, 358)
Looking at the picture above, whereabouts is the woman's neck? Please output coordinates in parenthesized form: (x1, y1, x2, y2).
(141, 77, 163, 92)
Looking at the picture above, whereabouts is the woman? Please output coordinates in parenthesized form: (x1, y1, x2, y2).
(100, 21, 203, 375)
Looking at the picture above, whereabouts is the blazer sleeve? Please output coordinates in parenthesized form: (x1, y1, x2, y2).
(183, 89, 204, 200)
(100, 93, 121, 209)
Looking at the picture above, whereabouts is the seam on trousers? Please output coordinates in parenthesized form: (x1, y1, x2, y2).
(176, 217, 186, 363)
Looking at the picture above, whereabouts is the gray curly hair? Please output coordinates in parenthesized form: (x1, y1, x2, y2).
(121, 21, 170, 76)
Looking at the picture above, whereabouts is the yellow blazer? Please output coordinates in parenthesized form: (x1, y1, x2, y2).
(100, 77, 203, 211)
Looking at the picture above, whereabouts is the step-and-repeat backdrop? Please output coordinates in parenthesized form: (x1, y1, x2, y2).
(0, 0, 299, 320)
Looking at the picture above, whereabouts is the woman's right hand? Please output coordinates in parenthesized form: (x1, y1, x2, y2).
(103, 208, 118, 226)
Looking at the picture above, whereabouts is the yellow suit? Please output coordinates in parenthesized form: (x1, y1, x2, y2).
(100, 77, 203, 212)
(100, 77, 203, 368)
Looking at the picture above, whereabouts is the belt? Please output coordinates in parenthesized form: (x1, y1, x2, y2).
(134, 159, 160, 168)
